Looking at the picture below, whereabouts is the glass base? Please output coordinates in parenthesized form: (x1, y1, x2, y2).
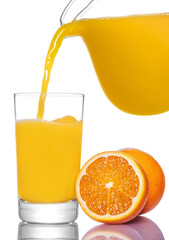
(18, 198, 78, 224)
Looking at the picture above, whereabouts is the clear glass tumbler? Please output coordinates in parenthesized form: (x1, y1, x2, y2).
(14, 93, 84, 223)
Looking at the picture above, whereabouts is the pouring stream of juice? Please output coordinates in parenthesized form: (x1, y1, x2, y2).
(37, 13, 169, 118)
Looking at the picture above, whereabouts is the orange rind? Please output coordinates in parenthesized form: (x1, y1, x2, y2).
(119, 148, 165, 214)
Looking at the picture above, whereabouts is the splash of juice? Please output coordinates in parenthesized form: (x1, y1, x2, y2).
(37, 13, 169, 117)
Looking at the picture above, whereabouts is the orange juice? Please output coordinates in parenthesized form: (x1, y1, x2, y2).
(16, 116, 83, 203)
(74, 15, 169, 115)
(37, 13, 169, 117)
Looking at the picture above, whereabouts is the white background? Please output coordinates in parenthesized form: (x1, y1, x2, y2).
(0, 0, 169, 239)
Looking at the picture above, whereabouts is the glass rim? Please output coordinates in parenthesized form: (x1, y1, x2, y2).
(14, 92, 85, 98)
(14, 92, 85, 120)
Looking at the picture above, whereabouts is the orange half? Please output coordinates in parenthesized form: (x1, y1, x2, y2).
(76, 151, 149, 224)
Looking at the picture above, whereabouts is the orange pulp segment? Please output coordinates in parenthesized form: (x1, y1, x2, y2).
(76, 151, 149, 223)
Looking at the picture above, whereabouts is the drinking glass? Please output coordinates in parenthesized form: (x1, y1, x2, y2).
(14, 93, 84, 223)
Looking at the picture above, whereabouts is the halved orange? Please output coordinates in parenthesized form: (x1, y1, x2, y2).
(76, 151, 149, 224)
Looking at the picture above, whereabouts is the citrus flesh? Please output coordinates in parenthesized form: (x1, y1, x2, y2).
(76, 151, 149, 224)
(119, 148, 165, 214)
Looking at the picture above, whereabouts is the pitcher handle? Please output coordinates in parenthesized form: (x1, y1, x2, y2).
(60, 0, 98, 26)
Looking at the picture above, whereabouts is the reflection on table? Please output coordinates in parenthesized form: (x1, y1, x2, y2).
(18, 221, 79, 240)
(82, 216, 165, 240)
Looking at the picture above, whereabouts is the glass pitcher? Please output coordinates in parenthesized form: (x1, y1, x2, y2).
(59, 0, 169, 116)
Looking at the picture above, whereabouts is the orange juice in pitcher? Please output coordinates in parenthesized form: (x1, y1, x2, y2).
(37, 0, 169, 117)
